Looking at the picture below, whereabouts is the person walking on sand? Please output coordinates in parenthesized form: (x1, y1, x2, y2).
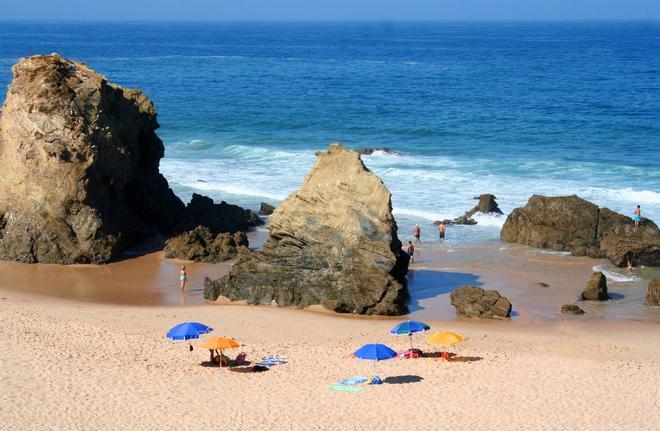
(413, 224, 421, 244)
(438, 222, 446, 240)
(407, 241, 415, 264)
(633, 205, 641, 228)
(179, 266, 187, 292)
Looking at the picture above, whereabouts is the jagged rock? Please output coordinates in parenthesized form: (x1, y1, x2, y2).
(0, 54, 185, 263)
(164, 226, 248, 263)
(561, 304, 585, 315)
(434, 194, 503, 225)
(204, 143, 409, 315)
(182, 193, 263, 235)
(0, 55, 260, 264)
(449, 285, 512, 318)
(582, 272, 608, 301)
(500, 195, 660, 267)
(645, 279, 660, 306)
(356, 147, 394, 155)
(259, 202, 275, 216)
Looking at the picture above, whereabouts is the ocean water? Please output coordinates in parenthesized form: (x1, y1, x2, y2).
(1, 21, 659, 248)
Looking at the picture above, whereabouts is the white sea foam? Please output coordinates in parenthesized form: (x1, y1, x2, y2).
(471, 212, 507, 227)
(592, 265, 641, 282)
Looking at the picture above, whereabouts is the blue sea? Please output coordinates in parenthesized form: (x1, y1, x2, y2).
(1, 21, 659, 247)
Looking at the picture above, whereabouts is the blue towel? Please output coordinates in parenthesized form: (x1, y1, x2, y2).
(339, 377, 368, 386)
(256, 356, 288, 367)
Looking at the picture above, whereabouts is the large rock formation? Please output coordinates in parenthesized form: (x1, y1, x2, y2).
(645, 279, 660, 306)
(181, 193, 262, 234)
(164, 226, 248, 263)
(204, 144, 409, 315)
(0, 54, 260, 264)
(449, 285, 512, 319)
(581, 272, 608, 301)
(501, 195, 660, 267)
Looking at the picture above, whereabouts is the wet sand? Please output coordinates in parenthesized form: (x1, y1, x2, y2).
(0, 229, 656, 324)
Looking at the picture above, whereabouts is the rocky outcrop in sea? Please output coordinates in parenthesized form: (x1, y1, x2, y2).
(0, 54, 259, 264)
(435, 193, 503, 226)
(204, 143, 410, 315)
(500, 195, 660, 267)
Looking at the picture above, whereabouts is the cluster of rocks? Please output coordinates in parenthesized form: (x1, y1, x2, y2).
(501, 195, 660, 267)
(204, 144, 410, 315)
(0, 54, 261, 264)
(449, 285, 512, 319)
(434, 194, 503, 226)
(164, 226, 248, 263)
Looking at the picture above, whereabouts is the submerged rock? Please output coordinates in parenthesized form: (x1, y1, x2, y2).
(449, 285, 512, 319)
(0, 54, 260, 264)
(164, 226, 248, 263)
(259, 202, 275, 216)
(581, 272, 608, 301)
(356, 147, 395, 155)
(561, 304, 585, 315)
(500, 195, 660, 267)
(645, 279, 660, 306)
(435, 194, 503, 225)
(204, 143, 409, 315)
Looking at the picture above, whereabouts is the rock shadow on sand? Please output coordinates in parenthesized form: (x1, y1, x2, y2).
(406, 270, 483, 313)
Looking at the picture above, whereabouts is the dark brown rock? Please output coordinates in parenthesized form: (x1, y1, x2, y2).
(204, 144, 409, 315)
(164, 225, 248, 263)
(435, 194, 502, 225)
(356, 147, 394, 155)
(449, 285, 512, 318)
(582, 272, 608, 301)
(645, 279, 660, 306)
(500, 195, 659, 267)
(259, 202, 275, 216)
(561, 304, 585, 315)
(182, 193, 262, 235)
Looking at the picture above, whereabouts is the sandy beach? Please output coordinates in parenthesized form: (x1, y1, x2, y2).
(1, 246, 659, 431)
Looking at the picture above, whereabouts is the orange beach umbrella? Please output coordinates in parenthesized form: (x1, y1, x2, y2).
(427, 331, 463, 346)
(202, 337, 240, 351)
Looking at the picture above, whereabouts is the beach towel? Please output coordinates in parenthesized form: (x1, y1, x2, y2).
(329, 384, 362, 393)
(339, 377, 368, 386)
(256, 356, 288, 367)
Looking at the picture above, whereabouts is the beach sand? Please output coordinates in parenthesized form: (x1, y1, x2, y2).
(0, 238, 659, 430)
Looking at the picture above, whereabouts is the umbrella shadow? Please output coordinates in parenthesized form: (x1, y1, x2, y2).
(227, 365, 269, 373)
(420, 352, 482, 362)
(383, 375, 424, 384)
(406, 270, 483, 313)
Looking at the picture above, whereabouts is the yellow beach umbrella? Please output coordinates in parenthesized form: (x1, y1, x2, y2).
(427, 331, 463, 346)
(427, 331, 463, 362)
(202, 337, 240, 351)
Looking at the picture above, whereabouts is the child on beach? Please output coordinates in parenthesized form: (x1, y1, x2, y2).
(633, 205, 641, 228)
(179, 266, 187, 292)
(413, 225, 421, 244)
(407, 241, 415, 263)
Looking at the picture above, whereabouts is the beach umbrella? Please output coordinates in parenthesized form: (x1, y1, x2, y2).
(354, 343, 397, 375)
(166, 322, 213, 340)
(426, 331, 463, 361)
(202, 337, 240, 352)
(166, 322, 213, 351)
(389, 320, 430, 350)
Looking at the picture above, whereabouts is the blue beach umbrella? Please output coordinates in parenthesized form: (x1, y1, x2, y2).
(390, 320, 430, 351)
(354, 343, 397, 375)
(166, 322, 213, 351)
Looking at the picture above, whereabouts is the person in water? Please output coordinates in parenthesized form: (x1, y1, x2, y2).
(407, 241, 415, 263)
(413, 224, 421, 244)
(438, 222, 446, 240)
(633, 205, 641, 228)
(626, 258, 634, 274)
(179, 266, 187, 292)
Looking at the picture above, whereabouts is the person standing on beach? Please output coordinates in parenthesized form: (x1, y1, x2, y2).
(633, 205, 641, 228)
(407, 241, 415, 264)
(179, 266, 187, 292)
(413, 224, 421, 244)
(438, 222, 446, 240)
